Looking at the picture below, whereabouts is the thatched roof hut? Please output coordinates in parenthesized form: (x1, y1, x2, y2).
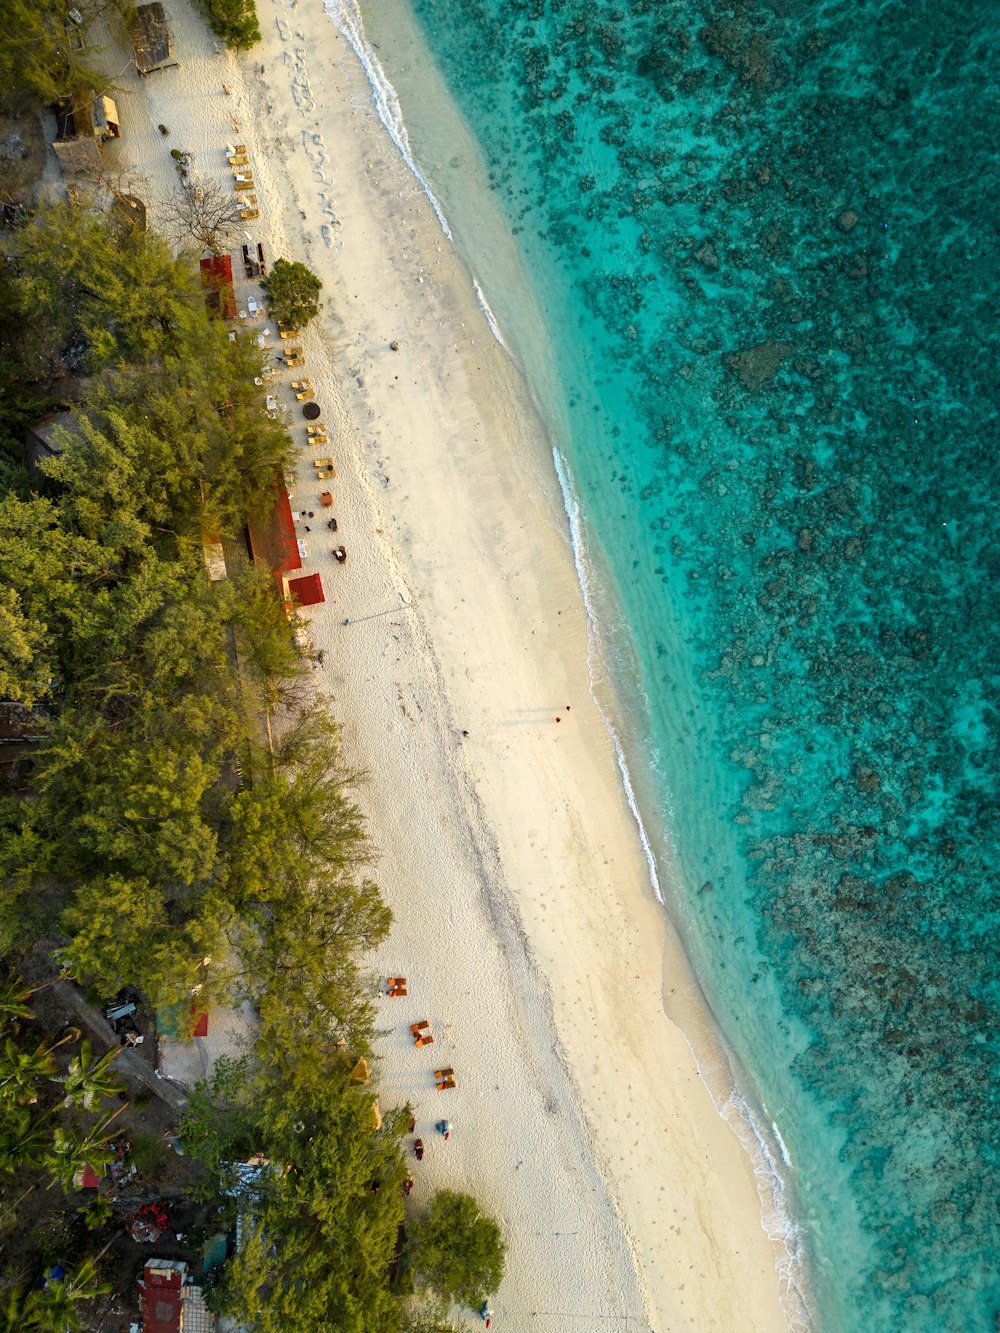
(127, 3, 178, 76)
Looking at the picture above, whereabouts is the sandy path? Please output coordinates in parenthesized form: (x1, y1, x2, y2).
(95, 1, 801, 1327)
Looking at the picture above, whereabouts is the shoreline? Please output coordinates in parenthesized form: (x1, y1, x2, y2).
(98, 0, 801, 1326)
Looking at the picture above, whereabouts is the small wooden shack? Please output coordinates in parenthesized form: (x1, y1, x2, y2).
(52, 91, 120, 173)
(127, 2, 178, 76)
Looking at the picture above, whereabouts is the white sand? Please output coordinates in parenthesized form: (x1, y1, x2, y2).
(97, 1, 802, 1328)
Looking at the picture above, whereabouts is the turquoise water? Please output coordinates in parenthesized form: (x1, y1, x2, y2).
(346, 0, 1000, 1328)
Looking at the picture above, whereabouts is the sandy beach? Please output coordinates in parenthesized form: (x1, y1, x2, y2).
(96, 1, 799, 1327)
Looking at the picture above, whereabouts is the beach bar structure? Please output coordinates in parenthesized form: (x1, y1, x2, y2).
(288, 572, 325, 606)
(127, 2, 178, 75)
(245, 470, 301, 583)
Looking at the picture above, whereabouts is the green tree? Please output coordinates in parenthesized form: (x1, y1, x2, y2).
(22, 1255, 111, 1331)
(0, 0, 102, 109)
(43, 1106, 126, 1192)
(197, 0, 261, 49)
(261, 258, 322, 329)
(59, 1040, 123, 1112)
(409, 1191, 506, 1311)
(0, 1105, 49, 1173)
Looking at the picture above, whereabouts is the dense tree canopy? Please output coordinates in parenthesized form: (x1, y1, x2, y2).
(262, 257, 323, 330)
(0, 199, 505, 1328)
(409, 1190, 507, 1310)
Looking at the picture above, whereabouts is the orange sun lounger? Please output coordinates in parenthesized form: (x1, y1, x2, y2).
(436, 1077, 456, 1090)
(416, 1034, 435, 1048)
(434, 1068, 454, 1080)
(410, 1021, 429, 1034)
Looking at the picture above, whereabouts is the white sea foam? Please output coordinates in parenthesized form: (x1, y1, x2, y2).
(554, 446, 812, 1330)
(678, 1021, 812, 1332)
(472, 275, 506, 346)
(324, 0, 507, 350)
(552, 446, 664, 906)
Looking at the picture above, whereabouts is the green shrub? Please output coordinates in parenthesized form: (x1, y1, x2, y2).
(408, 1190, 506, 1310)
(199, 0, 261, 50)
(261, 258, 322, 330)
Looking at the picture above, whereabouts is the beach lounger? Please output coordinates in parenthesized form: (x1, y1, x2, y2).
(388, 977, 406, 987)
(313, 458, 334, 469)
(240, 209, 259, 221)
(434, 1068, 454, 1080)
(291, 379, 313, 393)
(228, 155, 248, 168)
(388, 986, 407, 997)
(316, 469, 334, 480)
(416, 1034, 435, 1048)
(306, 423, 325, 434)
(410, 1021, 430, 1034)
(285, 355, 305, 368)
(435, 1077, 456, 1090)
(279, 327, 301, 339)
(295, 388, 314, 401)
(308, 436, 329, 448)
(235, 179, 256, 192)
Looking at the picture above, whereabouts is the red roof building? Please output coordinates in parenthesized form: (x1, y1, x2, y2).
(199, 254, 237, 319)
(245, 470, 301, 581)
(142, 1260, 184, 1333)
(288, 572, 325, 606)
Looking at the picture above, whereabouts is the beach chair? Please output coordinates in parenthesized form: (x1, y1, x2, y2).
(388, 985, 407, 997)
(228, 155, 248, 168)
(234, 179, 256, 192)
(295, 387, 314, 401)
(306, 423, 325, 435)
(240, 209, 259, 221)
(313, 457, 333, 469)
(285, 354, 305, 369)
(237, 193, 258, 208)
(316, 469, 334, 480)
(233, 144, 247, 154)
(410, 1021, 429, 1034)
(416, 1034, 435, 1048)
(291, 379, 312, 393)
(308, 435, 329, 448)
(388, 976, 407, 988)
(435, 1077, 456, 1090)
(434, 1068, 454, 1080)
(279, 326, 301, 339)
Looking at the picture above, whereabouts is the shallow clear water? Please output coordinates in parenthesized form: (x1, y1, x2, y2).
(350, 0, 1000, 1327)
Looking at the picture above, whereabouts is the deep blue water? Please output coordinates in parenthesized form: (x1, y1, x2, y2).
(351, 0, 1000, 1327)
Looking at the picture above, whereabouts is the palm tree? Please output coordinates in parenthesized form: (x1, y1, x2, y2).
(0, 1286, 27, 1331)
(0, 1106, 49, 1173)
(43, 1103, 126, 1193)
(0, 1036, 57, 1107)
(59, 1041, 122, 1112)
(22, 1256, 111, 1332)
(0, 979, 34, 1027)
(0, 1028, 81, 1109)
